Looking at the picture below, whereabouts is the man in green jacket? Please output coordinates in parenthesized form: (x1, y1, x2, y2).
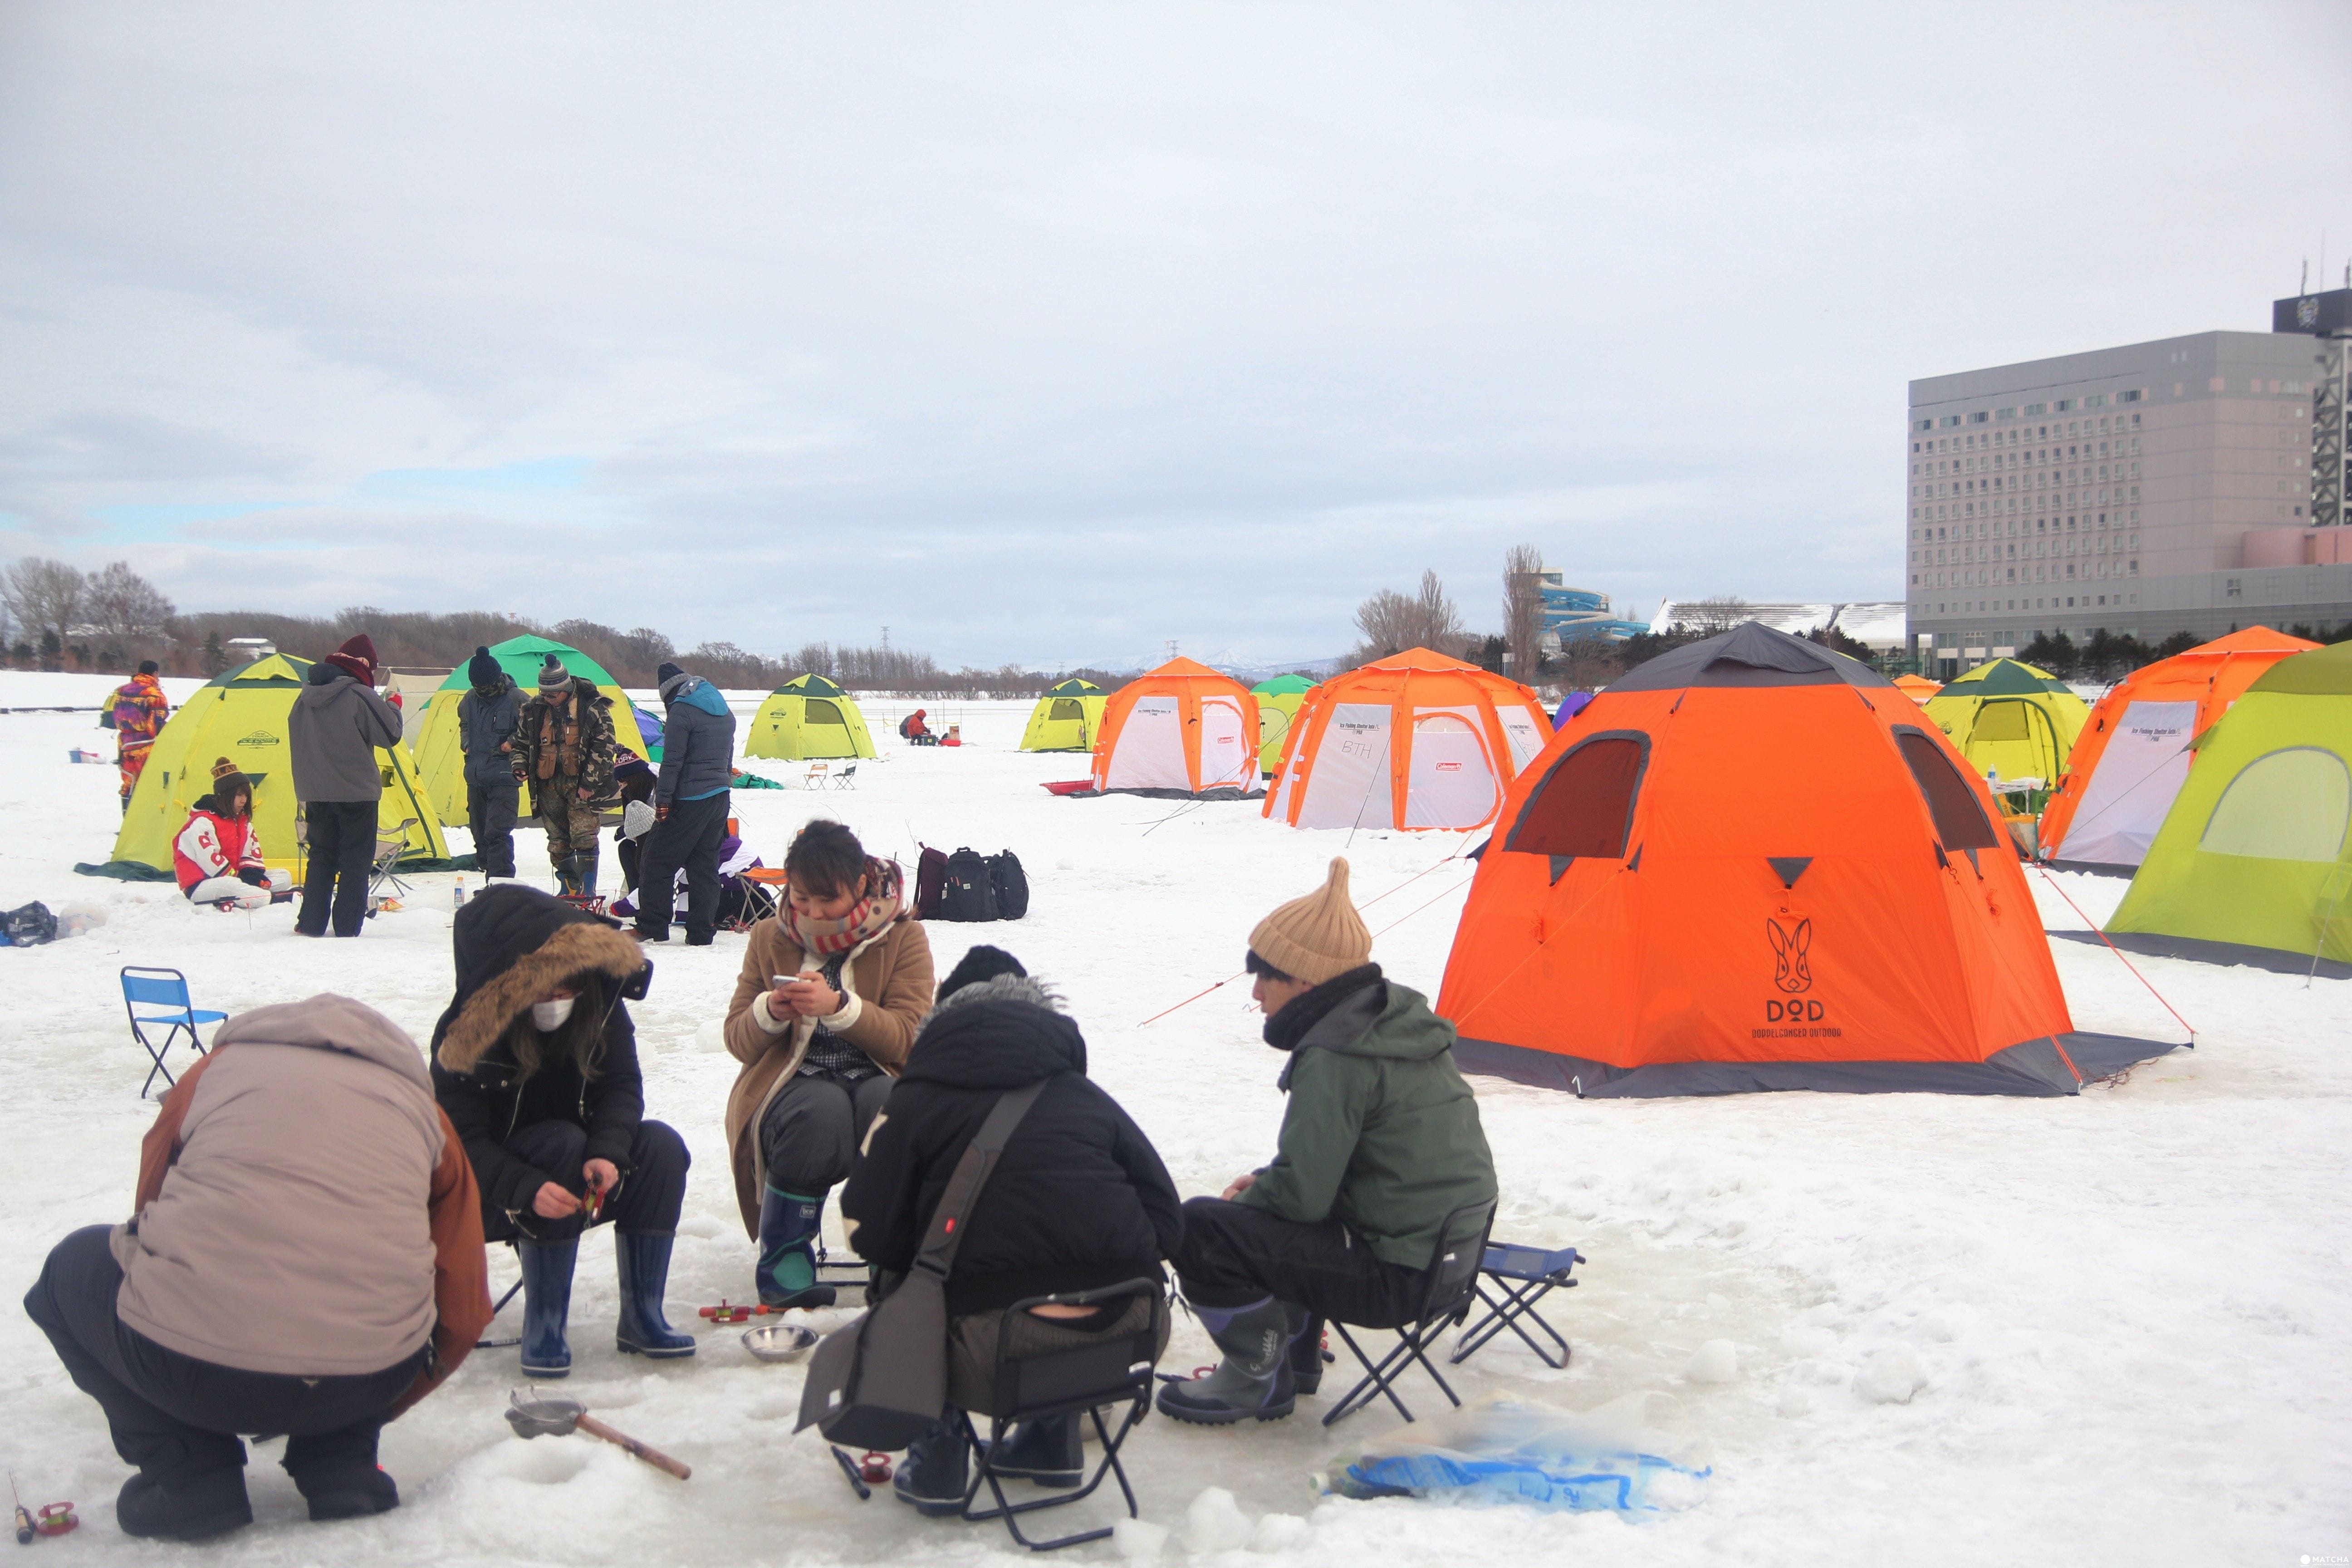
(1158, 858, 1498, 1425)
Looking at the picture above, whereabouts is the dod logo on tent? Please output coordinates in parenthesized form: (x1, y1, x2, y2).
(1264, 648, 1548, 831)
(86, 654, 449, 881)
(1086, 657, 1259, 798)
(1435, 623, 2173, 1097)
(746, 674, 877, 761)
(2038, 626, 2317, 870)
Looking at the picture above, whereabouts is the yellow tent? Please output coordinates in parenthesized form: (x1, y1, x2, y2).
(745, 674, 877, 760)
(99, 655, 448, 878)
(1922, 658, 2089, 784)
(1251, 674, 1317, 776)
(1019, 678, 1107, 752)
(409, 636, 648, 823)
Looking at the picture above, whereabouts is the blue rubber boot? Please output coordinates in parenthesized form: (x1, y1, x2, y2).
(1155, 1296, 1296, 1424)
(756, 1186, 837, 1310)
(518, 1237, 578, 1378)
(615, 1232, 697, 1358)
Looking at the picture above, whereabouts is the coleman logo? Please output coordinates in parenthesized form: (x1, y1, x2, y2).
(1766, 916, 1812, 993)
(238, 730, 282, 747)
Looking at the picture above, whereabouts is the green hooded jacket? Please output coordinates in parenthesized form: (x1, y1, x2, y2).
(1237, 971, 1498, 1269)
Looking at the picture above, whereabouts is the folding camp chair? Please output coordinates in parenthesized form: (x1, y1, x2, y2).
(1449, 1241, 1584, 1370)
(1321, 1199, 1497, 1427)
(368, 817, 419, 904)
(478, 1241, 525, 1349)
(829, 763, 858, 789)
(801, 762, 830, 789)
(120, 967, 228, 1098)
(954, 1279, 1166, 1551)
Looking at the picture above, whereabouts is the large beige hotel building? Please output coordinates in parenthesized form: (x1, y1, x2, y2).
(1905, 287, 2351, 674)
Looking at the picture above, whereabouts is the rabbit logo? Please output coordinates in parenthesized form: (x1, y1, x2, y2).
(1766, 916, 1813, 994)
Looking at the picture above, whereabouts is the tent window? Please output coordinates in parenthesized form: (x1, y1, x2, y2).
(1970, 701, 2032, 741)
(1049, 699, 1083, 720)
(2200, 747, 2350, 862)
(1505, 735, 1645, 859)
(1896, 731, 2002, 850)
(804, 699, 846, 728)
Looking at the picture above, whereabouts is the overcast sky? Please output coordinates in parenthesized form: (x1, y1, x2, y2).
(2, 3, 2346, 670)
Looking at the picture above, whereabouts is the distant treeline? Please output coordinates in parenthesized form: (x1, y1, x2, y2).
(0, 559, 1131, 695)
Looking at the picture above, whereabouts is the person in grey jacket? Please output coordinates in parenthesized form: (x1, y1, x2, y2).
(287, 634, 404, 938)
(632, 660, 736, 946)
(456, 646, 522, 879)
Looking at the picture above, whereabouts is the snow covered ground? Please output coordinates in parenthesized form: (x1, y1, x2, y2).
(1, 674, 2346, 1566)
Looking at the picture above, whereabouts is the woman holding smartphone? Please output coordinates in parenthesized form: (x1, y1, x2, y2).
(721, 819, 935, 1308)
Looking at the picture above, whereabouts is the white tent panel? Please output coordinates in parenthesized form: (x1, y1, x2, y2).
(1294, 704, 1393, 829)
(1196, 694, 1254, 790)
(1403, 708, 1502, 828)
(2063, 700, 2196, 867)
(1497, 706, 1547, 770)
(1103, 696, 1189, 791)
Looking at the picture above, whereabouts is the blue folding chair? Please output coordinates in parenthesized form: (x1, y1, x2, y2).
(121, 967, 228, 1098)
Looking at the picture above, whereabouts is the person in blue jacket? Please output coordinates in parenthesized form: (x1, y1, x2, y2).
(632, 661, 736, 946)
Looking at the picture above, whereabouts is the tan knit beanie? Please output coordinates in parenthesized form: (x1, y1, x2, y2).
(1249, 857, 1372, 986)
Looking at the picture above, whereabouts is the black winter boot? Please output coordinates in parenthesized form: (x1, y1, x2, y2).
(1288, 1305, 1326, 1396)
(615, 1232, 696, 1357)
(985, 1414, 1083, 1487)
(284, 1422, 398, 1521)
(892, 1409, 971, 1517)
(1155, 1296, 1297, 1424)
(519, 1236, 578, 1377)
(117, 1465, 252, 1541)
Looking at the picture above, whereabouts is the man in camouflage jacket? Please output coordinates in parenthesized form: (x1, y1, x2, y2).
(514, 658, 618, 897)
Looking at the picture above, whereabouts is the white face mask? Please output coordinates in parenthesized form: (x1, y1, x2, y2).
(531, 997, 577, 1032)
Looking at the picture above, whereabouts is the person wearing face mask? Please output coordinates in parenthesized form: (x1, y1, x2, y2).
(430, 885, 693, 1377)
(721, 819, 935, 1309)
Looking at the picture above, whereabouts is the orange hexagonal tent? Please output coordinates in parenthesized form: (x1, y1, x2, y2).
(2037, 626, 2319, 869)
(1088, 657, 1261, 798)
(1264, 648, 1551, 831)
(1435, 623, 2175, 1097)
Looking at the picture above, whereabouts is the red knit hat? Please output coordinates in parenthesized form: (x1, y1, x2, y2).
(324, 633, 378, 684)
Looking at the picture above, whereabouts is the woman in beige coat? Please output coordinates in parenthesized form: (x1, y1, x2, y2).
(722, 820, 934, 1307)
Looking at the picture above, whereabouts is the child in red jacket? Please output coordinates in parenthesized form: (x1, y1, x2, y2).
(173, 759, 289, 909)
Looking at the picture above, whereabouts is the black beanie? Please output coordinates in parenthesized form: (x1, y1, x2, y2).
(468, 646, 501, 690)
(656, 660, 684, 687)
(938, 945, 1028, 1001)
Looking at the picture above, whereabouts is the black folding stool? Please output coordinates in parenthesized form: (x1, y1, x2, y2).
(1448, 1241, 1585, 1370)
(1321, 1199, 1497, 1427)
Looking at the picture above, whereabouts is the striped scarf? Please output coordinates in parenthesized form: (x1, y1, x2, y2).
(779, 857, 904, 957)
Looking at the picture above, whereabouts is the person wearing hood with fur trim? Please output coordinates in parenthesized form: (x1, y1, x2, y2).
(22, 995, 490, 1541)
(1156, 858, 1497, 1426)
(456, 646, 522, 879)
(172, 758, 290, 909)
(430, 885, 694, 1377)
(632, 660, 736, 946)
(841, 945, 1182, 1514)
(721, 819, 935, 1310)
(287, 634, 403, 937)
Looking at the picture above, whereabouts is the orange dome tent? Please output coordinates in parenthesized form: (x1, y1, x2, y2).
(1088, 657, 1262, 798)
(1435, 623, 2173, 1097)
(2037, 626, 2320, 869)
(1892, 673, 1942, 704)
(1264, 648, 1551, 831)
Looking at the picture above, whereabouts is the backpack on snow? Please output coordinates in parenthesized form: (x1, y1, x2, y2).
(988, 850, 1029, 921)
(1, 902, 59, 947)
(935, 848, 998, 922)
(914, 846, 949, 920)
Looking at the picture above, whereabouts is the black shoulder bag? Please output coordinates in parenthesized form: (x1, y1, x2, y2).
(795, 1078, 1048, 1449)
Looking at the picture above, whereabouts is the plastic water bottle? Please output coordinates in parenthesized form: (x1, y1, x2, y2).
(453, 877, 468, 910)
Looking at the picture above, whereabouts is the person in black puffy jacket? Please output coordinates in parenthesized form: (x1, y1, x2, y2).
(841, 945, 1180, 1516)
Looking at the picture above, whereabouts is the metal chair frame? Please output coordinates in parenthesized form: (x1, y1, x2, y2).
(368, 816, 421, 903)
(1321, 1199, 1498, 1427)
(1448, 1243, 1584, 1370)
(120, 966, 229, 1098)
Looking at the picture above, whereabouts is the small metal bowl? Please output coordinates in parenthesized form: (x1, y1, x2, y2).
(742, 1323, 818, 1363)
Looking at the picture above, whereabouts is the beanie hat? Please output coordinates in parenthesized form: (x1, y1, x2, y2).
(938, 944, 1027, 1001)
(656, 662, 691, 701)
(537, 655, 570, 695)
(1247, 857, 1372, 986)
(209, 755, 253, 811)
(324, 633, 378, 685)
(468, 645, 501, 690)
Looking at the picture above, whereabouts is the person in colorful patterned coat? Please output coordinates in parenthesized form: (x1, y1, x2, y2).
(107, 661, 170, 812)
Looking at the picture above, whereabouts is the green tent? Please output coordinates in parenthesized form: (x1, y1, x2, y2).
(2107, 641, 2352, 971)
(410, 636, 649, 823)
(1250, 673, 1318, 776)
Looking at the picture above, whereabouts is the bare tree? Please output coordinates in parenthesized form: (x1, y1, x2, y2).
(84, 561, 176, 639)
(1678, 596, 1753, 635)
(1352, 569, 1464, 663)
(1502, 544, 1545, 678)
(0, 558, 87, 647)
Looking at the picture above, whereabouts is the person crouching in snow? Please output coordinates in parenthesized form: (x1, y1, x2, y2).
(722, 819, 934, 1310)
(172, 758, 290, 909)
(21, 995, 491, 1541)
(1156, 857, 1498, 1425)
(841, 946, 1182, 1514)
(430, 885, 694, 1377)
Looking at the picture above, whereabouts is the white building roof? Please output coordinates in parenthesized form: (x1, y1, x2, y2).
(1646, 601, 1907, 653)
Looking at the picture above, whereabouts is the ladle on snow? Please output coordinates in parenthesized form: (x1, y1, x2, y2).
(504, 1391, 691, 1480)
